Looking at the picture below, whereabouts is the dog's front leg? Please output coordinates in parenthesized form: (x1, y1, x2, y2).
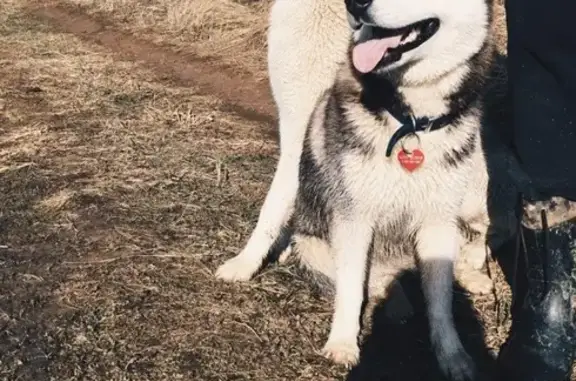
(417, 222, 477, 381)
(215, 148, 300, 281)
(322, 213, 373, 367)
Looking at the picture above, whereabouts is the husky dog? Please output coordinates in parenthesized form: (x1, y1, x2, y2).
(215, 0, 495, 296)
(217, 0, 518, 379)
(289, 0, 518, 379)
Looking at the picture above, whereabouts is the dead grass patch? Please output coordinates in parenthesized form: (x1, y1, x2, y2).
(58, 0, 507, 79)
(64, 0, 272, 80)
(1, 0, 572, 380)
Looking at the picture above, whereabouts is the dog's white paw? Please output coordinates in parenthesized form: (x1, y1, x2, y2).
(215, 254, 260, 282)
(321, 340, 360, 367)
(459, 270, 493, 295)
(461, 246, 488, 271)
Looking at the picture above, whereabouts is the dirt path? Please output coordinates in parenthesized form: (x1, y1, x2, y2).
(25, 1, 277, 129)
(0, 3, 292, 380)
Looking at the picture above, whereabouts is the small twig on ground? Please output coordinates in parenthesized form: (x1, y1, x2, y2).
(63, 253, 199, 265)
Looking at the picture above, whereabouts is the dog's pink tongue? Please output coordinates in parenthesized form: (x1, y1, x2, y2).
(352, 36, 402, 73)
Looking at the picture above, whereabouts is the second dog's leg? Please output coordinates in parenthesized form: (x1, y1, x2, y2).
(417, 222, 476, 381)
(322, 214, 373, 367)
(215, 115, 306, 281)
(215, 0, 349, 282)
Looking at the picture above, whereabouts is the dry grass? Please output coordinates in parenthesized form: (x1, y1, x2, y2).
(61, 0, 508, 79)
(0, 0, 573, 380)
(64, 0, 272, 80)
(0, 4, 298, 380)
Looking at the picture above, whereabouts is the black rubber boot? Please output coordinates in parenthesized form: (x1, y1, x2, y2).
(495, 197, 576, 381)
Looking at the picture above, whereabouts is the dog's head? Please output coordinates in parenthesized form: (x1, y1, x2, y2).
(346, 0, 491, 84)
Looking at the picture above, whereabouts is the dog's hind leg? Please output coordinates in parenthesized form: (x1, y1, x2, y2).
(456, 224, 494, 296)
(456, 199, 495, 295)
(216, 0, 350, 282)
(417, 221, 477, 381)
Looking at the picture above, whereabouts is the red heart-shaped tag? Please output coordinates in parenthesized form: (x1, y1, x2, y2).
(397, 149, 425, 172)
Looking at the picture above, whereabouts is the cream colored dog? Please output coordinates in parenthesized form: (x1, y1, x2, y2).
(216, 0, 351, 282)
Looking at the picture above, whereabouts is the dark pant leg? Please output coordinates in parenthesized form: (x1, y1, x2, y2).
(506, 0, 576, 201)
(496, 1, 576, 380)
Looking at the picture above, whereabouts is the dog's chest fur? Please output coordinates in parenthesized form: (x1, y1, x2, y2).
(295, 62, 485, 244)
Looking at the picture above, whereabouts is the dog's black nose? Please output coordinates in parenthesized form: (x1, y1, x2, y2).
(346, 0, 373, 19)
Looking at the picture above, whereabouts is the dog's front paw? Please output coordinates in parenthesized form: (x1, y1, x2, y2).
(321, 339, 360, 368)
(438, 350, 477, 381)
(458, 270, 493, 295)
(215, 254, 260, 282)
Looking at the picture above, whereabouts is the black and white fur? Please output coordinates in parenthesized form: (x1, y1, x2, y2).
(217, 0, 518, 380)
(215, 0, 500, 300)
(290, 0, 518, 379)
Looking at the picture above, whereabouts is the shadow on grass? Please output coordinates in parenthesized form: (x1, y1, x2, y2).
(347, 269, 496, 381)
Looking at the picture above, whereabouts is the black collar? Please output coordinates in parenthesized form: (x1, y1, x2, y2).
(384, 107, 454, 157)
(358, 74, 461, 157)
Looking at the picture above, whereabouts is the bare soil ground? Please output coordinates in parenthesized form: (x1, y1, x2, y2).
(0, 0, 572, 380)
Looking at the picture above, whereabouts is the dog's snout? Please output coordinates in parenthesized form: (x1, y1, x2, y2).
(346, 0, 373, 19)
(354, 0, 372, 6)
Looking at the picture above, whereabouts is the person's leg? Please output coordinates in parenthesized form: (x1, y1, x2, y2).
(506, 0, 576, 197)
(496, 0, 576, 379)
